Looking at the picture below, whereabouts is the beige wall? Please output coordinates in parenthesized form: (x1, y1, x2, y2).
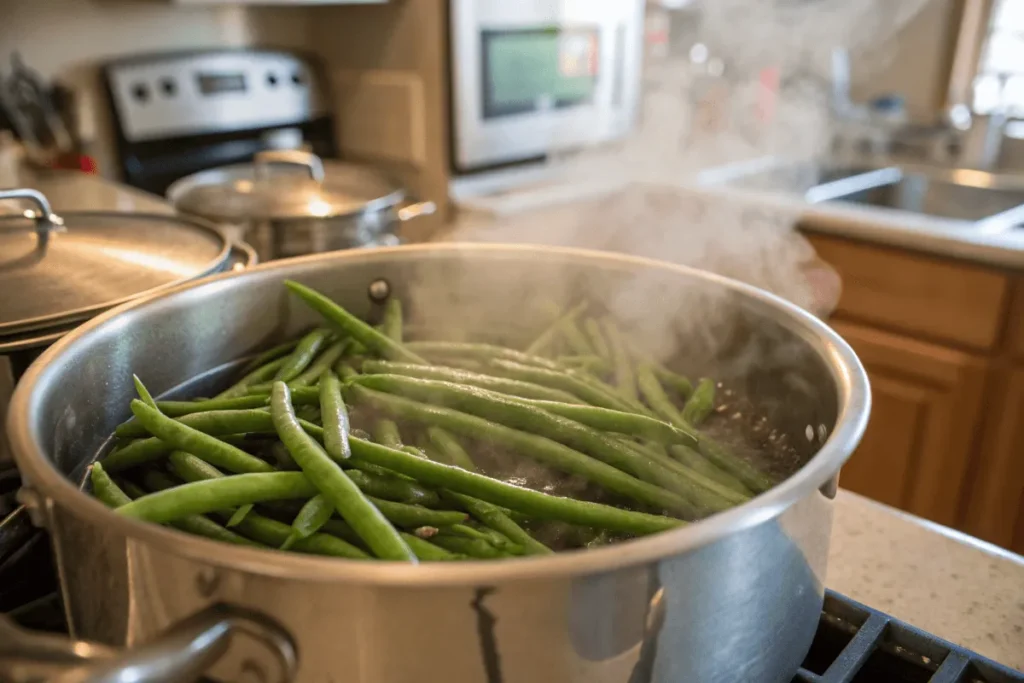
(850, 0, 960, 124)
(308, 0, 450, 238)
(0, 0, 315, 177)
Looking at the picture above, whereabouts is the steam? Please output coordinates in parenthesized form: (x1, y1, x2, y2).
(447, 0, 935, 320)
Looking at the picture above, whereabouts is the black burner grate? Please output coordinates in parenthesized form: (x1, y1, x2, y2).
(794, 591, 1023, 683)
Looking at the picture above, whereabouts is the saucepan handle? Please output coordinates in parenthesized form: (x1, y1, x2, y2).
(396, 198, 437, 222)
(0, 188, 65, 248)
(254, 149, 326, 184)
(0, 603, 297, 683)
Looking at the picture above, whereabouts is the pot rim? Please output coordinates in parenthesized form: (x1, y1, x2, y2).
(7, 243, 870, 585)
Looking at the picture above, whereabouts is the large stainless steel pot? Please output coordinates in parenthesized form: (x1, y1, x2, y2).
(4, 244, 869, 683)
(167, 149, 436, 262)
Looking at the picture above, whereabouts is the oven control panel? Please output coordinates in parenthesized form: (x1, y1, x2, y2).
(104, 50, 329, 142)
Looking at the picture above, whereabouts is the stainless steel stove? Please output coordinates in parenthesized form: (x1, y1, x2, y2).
(102, 49, 336, 196)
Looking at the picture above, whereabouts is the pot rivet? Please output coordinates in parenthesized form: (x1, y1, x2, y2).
(195, 567, 221, 597)
(368, 278, 390, 303)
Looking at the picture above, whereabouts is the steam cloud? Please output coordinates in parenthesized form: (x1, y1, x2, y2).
(447, 0, 935, 318)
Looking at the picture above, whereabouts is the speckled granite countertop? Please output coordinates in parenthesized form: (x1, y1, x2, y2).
(830, 490, 1024, 671)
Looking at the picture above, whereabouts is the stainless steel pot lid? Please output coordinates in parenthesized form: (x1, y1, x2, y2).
(0, 188, 230, 338)
(166, 149, 406, 222)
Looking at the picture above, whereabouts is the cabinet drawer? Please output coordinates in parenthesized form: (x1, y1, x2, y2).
(806, 234, 1010, 351)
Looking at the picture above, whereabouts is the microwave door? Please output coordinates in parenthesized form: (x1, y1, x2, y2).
(450, 0, 644, 173)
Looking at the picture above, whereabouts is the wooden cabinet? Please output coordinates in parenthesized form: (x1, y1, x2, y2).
(830, 321, 989, 526)
(807, 234, 1011, 351)
(962, 367, 1024, 549)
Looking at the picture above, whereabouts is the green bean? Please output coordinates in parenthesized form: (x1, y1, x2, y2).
(404, 341, 561, 370)
(133, 375, 158, 409)
(360, 361, 584, 404)
(128, 401, 274, 474)
(602, 319, 637, 402)
(102, 438, 173, 472)
(443, 492, 552, 556)
(425, 427, 476, 471)
(239, 339, 300, 374)
(319, 518, 364, 546)
(343, 469, 440, 507)
(340, 365, 361, 383)
(525, 301, 588, 356)
(117, 406, 324, 441)
(224, 511, 368, 559)
(90, 462, 131, 508)
(669, 445, 752, 496)
(274, 328, 333, 382)
(557, 355, 611, 375)
(289, 340, 349, 388)
(373, 419, 404, 449)
(116, 472, 317, 522)
(443, 523, 496, 543)
(141, 470, 263, 547)
(354, 375, 731, 513)
(583, 318, 612, 360)
(367, 498, 467, 527)
(430, 535, 515, 559)
(413, 442, 550, 555)
(347, 384, 698, 516)
(558, 318, 594, 357)
(513, 398, 697, 447)
(284, 281, 427, 364)
(320, 372, 351, 461)
(697, 436, 775, 494)
(270, 382, 415, 562)
(153, 395, 270, 417)
(681, 378, 716, 427)
(320, 519, 463, 561)
(484, 359, 636, 412)
(381, 298, 403, 342)
(281, 494, 333, 550)
(167, 451, 255, 526)
(653, 366, 693, 400)
(636, 363, 687, 428)
(616, 439, 749, 507)
(346, 434, 680, 534)
(216, 357, 287, 399)
(399, 532, 465, 561)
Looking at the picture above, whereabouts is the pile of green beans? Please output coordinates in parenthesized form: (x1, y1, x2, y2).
(93, 282, 779, 563)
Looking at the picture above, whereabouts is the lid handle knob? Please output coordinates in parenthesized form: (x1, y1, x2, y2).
(0, 188, 65, 248)
(253, 149, 326, 184)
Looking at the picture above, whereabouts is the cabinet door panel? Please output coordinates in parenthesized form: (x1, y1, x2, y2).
(963, 368, 1024, 548)
(831, 321, 988, 527)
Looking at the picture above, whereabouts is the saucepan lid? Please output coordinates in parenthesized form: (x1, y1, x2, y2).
(0, 188, 231, 339)
(166, 149, 406, 223)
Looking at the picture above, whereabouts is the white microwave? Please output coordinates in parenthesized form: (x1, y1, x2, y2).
(449, 0, 645, 173)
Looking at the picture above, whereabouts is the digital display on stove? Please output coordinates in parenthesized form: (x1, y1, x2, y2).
(196, 72, 247, 95)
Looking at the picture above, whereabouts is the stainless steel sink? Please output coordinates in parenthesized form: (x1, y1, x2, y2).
(806, 166, 1024, 223)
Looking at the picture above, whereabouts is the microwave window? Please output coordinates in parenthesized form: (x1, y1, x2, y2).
(482, 28, 599, 119)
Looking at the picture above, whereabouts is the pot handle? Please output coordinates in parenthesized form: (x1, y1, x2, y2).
(0, 603, 297, 683)
(0, 188, 66, 248)
(397, 199, 437, 222)
(254, 149, 326, 184)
